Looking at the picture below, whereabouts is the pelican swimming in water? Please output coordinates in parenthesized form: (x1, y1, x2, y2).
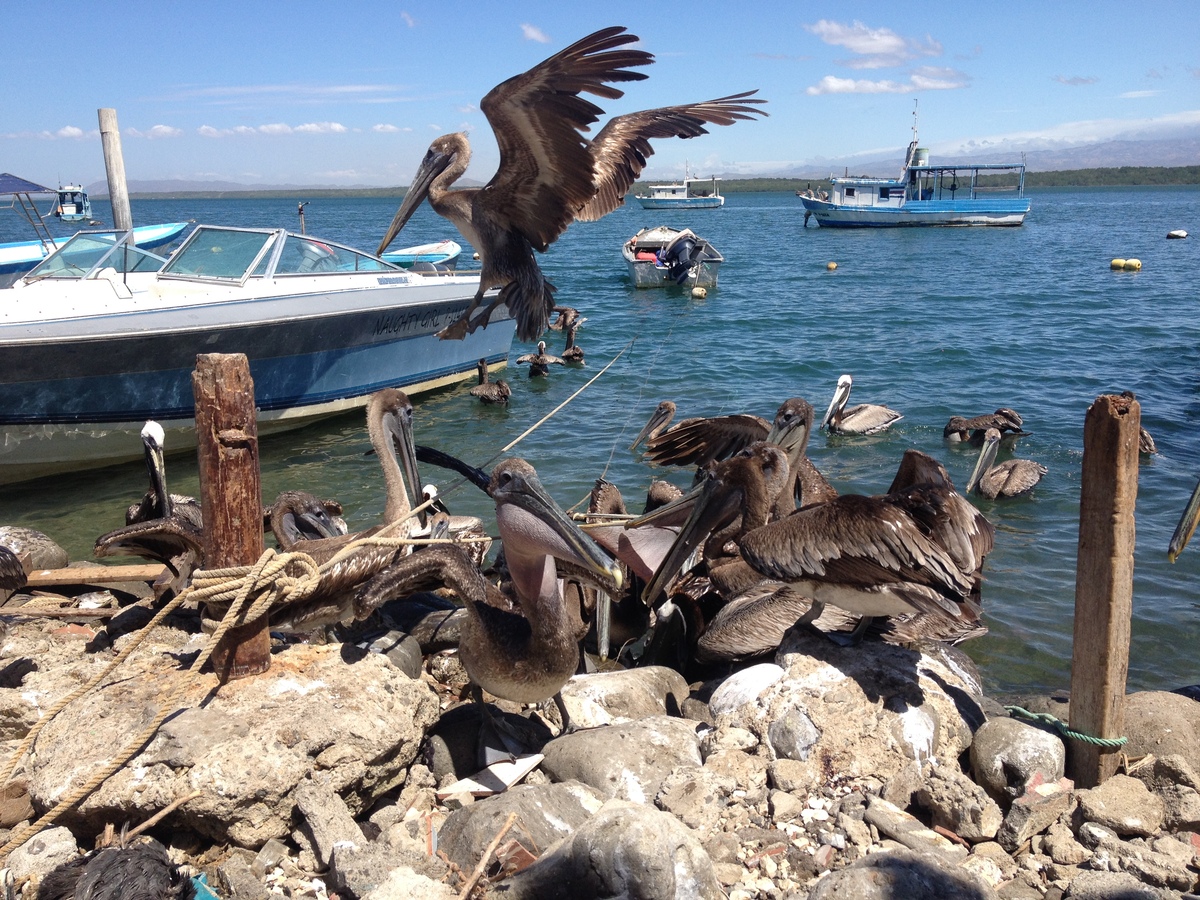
(943, 408, 1028, 446)
(517, 341, 566, 377)
(468, 358, 512, 404)
(355, 458, 622, 741)
(965, 427, 1047, 499)
(821, 374, 903, 435)
(376, 26, 766, 342)
(562, 319, 585, 364)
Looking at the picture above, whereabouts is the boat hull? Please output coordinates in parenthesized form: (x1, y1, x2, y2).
(801, 197, 1029, 227)
(0, 281, 513, 484)
(624, 258, 721, 288)
(634, 197, 724, 210)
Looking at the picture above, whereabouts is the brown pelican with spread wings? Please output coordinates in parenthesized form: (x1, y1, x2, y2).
(377, 26, 766, 342)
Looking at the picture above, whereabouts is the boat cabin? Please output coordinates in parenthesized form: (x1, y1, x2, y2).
(54, 185, 92, 222)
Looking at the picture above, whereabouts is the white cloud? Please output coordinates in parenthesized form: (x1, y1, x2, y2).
(373, 123, 401, 133)
(400, 11, 415, 27)
(934, 109, 1200, 155)
(294, 121, 348, 134)
(806, 67, 968, 95)
(128, 124, 183, 139)
(805, 19, 941, 69)
(258, 123, 293, 135)
(1054, 75, 1099, 86)
(57, 125, 86, 139)
(1119, 90, 1160, 99)
(521, 23, 550, 43)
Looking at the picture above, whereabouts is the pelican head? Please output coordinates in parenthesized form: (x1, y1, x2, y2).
(630, 401, 676, 450)
(373, 389, 424, 523)
(488, 458, 623, 602)
(376, 135, 465, 256)
(765, 397, 815, 454)
(139, 420, 171, 518)
(820, 374, 854, 430)
(964, 428, 1002, 495)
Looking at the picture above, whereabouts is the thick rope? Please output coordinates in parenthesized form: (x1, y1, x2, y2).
(1005, 705, 1128, 748)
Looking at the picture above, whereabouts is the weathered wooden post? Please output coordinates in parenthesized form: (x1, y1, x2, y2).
(1068, 392, 1140, 787)
(97, 108, 133, 231)
(193, 353, 271, 680)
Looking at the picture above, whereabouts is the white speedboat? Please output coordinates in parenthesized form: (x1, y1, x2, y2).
(0, 225, 512, 484)
(634, 170, 724, 211)
(623, 225, 723, 288)
(381, 239, 462, 270)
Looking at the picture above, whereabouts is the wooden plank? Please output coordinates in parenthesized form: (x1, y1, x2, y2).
(24, 564, 167, 587)
(1068, 393, 1140, 787)
(193, 353, 270, 680)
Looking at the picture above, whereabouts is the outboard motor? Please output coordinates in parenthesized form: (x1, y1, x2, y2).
(662, 234, 705, 284)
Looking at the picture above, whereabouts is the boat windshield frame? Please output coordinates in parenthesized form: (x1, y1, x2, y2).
(21, 229, 167, 282)
(157, 225, 404, 286)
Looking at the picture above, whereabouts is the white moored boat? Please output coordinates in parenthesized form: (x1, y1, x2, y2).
(623, 225, 723, 289)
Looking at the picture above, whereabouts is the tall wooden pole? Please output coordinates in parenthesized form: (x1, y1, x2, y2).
(1068, 393, 1140, 787)
(97, 109, 133, 231)
(193, 353, 271, 680)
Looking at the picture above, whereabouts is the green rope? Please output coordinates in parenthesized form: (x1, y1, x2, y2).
(1004, 705, 1128, 748)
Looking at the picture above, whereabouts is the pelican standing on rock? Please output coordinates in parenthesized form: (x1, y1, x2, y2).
(376, 26, 766, 342)
(965, 427, 1047, 499)
(821, 374, 903, 435)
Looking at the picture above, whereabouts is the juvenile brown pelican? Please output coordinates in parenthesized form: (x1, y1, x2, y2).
(468, 358, 512, 404)
(821, 374, 903, 435)
(1168, 477, 1200, 562)
(517, 341, 566, 377)
(943, 408, 1028, 446)
(630, 400, 700, 451)
(35, 835, 194, 900)
(562, 320, 585, 364)
(356, 459, 621, 723)
(0, 545, 26, 595)
(377, 26, 766, 342)
(965, 427, 1047, 499)
(549, 305, 583, 331)
(267, 490, 349, 549)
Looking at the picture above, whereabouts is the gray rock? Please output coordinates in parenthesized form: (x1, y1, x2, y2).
(559, 665, 690, 727)
(294, 780, 365, 867)
(216, 851, 269, 900)
(25, 642, 439, 847)
(1075, 774, 1164, 837)
(4, 825, 78, 882)
(970, 717, 1065, 805)
(1123, 691, 1200, 772)
(806, 847, 1000, 899)
(863, 795, 968, 861)
(996, 776, 1072, 852)
(655, 766, 736, 831)
(491, 799, 722, 900)
(702, 749, 769, 805)
(1075, 819, 1196, 891)
(1062, 869, 1178, 899)
(1041, 822, 1091, 865)
(0, 526, 68, 571)
(766, 698, 821, 760)
(360, 630, 425, 679)
(437, 781, 602, 873)
(539, 716, 703, 802)
(361, 866, 457, 899)
(916, 766, 1004, 843)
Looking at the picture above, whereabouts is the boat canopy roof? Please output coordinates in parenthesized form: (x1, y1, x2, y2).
(0, 173, 54, 196)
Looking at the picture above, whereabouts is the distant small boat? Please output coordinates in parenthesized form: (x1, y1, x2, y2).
(0, 222, 191, 276)
(54, 184, 92, 222)
(799, 106, 1030, 228)
(381, 239, 461, 270)
(623, 225, 723, 288)
(634, 165, 724, 210)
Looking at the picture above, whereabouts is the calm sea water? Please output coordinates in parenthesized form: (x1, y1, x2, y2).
(2, 188, 1198, 696)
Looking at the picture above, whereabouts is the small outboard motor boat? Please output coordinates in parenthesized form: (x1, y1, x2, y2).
(661, 230, 707, 284)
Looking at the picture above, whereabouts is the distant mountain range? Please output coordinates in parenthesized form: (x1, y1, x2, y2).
(86, 136, 1199, 194)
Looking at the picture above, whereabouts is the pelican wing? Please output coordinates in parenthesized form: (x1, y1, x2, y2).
(644, 413, 770, 466)
(839, 403, 903, 435)
(576, 91, 768, 222)
(739, 495, 974, 599)
(987, 459, 1047, 498)
(480, 27, 653, 251)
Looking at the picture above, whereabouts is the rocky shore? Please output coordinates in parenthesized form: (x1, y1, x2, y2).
(1, 532, 1199, 899)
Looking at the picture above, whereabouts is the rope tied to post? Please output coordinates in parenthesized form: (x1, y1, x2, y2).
(1005, 705, 1128, 748)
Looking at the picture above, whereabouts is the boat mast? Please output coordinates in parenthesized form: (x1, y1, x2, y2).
(902, 99, 919, 176)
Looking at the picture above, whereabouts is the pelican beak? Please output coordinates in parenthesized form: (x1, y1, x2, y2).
(492, 462, 623, 594)
(631, 403, 675, 450)
(141, 421, 171, 518)
(386, 402, 425, 524)
(765, 417, 810, 455)
(1168, 477, 1200, 562)
(639, 469, 743, 608)
(376, 146, 455, 256)
(965, 433, 1001, 495)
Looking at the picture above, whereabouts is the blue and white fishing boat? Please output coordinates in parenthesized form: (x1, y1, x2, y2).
(799, 112, 1030, 228)
(634, 165, 724, 210)
(54, 184, 93, 223)
(0, 225, 513, 484)
(380, 239, 462, 270)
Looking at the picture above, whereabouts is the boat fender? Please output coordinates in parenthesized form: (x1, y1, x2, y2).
(1110, 258, 1126, 270)
(691, 287, 707, 299)
(826, 262, 837, 271)
(1167, 230, 1188, 239)
(1123, 258, 1141, 271)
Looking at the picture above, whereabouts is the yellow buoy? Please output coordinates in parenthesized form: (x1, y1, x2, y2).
(691, 286, 707, 299)
(826, 261, 838, 271)
(1123, 258, 1142, 271)
(1110, 258, 1126, 270)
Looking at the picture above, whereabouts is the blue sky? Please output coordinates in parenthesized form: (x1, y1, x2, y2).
(3, 1, 1198, 188)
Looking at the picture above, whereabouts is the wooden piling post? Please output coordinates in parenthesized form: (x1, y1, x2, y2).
(97, 108, 133, 231)
(1068, 393, 1140, 787)
(193, 353, 271, 680)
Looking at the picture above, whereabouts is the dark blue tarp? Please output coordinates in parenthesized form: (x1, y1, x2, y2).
(0, 173, 54, 195)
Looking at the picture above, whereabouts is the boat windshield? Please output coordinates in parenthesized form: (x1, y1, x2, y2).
(158, 225, 400, 284)
(23, 230, 167, 281)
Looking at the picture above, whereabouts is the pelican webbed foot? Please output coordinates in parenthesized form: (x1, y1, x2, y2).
(436, 315, 473, 341)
